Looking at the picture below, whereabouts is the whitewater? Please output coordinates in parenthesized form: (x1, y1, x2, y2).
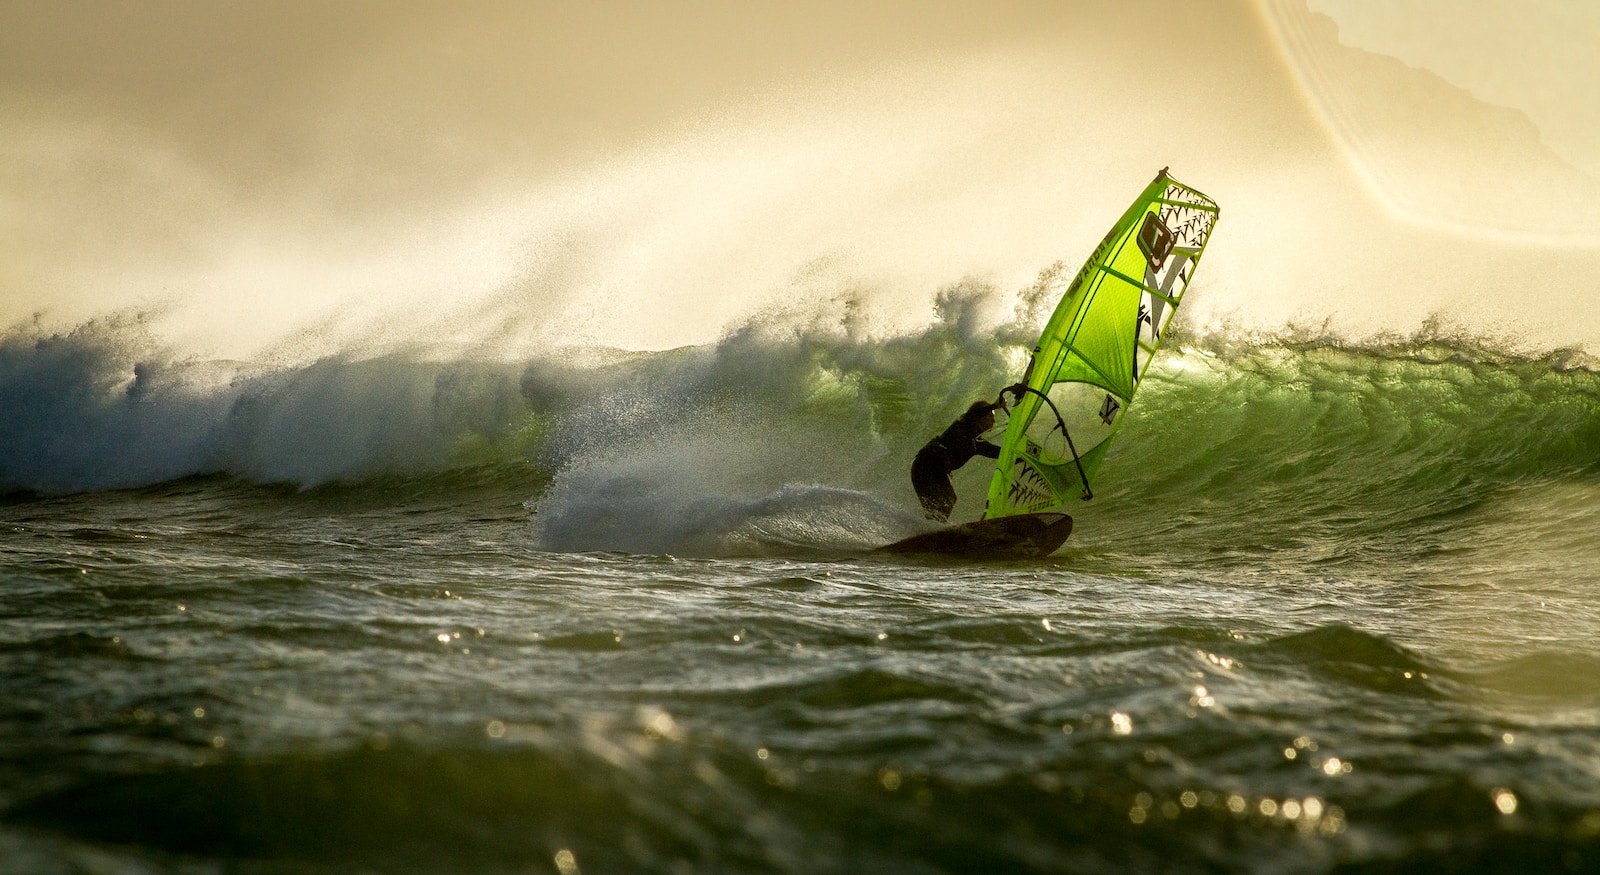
(4, 280, 1600, 872)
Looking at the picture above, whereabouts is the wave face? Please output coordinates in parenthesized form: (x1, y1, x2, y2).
(4, 302, 1598, 563)
(1076, 335, 1600, 572)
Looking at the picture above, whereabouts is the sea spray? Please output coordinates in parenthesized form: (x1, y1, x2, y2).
(0, 317, 539, 494)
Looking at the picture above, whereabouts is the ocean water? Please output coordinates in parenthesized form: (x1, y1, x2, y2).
(3, 312, 1600, 874)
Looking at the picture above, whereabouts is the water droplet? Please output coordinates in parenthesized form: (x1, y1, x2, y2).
(640, 707, 682, 741)
(1493, 788, 1518, 815)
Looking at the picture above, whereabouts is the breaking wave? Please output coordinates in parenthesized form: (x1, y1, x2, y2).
(4, 292, 1597, 559)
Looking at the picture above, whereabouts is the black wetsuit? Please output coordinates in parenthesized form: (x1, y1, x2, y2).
(911, 403, 1001, 522)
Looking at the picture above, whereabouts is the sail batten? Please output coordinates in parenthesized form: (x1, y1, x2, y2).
(984, 170, 1220, 518)
(1054, 341, 1125, 398)
(1155, 197, 1220, 212)
(1095, 264, 1183, 305)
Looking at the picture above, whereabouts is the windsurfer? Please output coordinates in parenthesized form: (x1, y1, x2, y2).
(911, 395, 1010, 522)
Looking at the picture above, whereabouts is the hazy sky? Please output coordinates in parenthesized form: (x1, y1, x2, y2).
(2, 0, 1596, 357)
(1309, 0, 1600, 178)
(1275, 0, 1600, 241)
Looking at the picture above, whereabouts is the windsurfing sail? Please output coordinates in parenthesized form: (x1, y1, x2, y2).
(984, 168, 1220, 518)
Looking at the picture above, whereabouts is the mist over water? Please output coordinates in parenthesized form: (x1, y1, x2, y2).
(5, 1, 1599, 363)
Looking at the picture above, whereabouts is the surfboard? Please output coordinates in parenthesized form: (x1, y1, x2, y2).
(878, 512, 1073, 559)
(883, 169, 1220, 559)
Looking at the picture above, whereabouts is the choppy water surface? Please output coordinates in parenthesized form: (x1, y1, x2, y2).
(3, 326, 1599, 873)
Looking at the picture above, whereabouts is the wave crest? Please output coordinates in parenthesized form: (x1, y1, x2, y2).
(5, 303, 1596, 566)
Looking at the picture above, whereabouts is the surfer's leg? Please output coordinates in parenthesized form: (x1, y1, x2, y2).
(920, 479, 955, 522)
(911, 451, 956, 522)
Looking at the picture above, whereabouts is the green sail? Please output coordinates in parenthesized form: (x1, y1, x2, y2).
(984, 169, 1220, 518)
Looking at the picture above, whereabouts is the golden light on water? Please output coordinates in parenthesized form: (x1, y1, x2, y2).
(1122, 787, 1347, 834)
(1494, 788, 1519, 815)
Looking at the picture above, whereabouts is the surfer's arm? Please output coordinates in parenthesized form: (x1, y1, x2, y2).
(976, 441, 1001, 459)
